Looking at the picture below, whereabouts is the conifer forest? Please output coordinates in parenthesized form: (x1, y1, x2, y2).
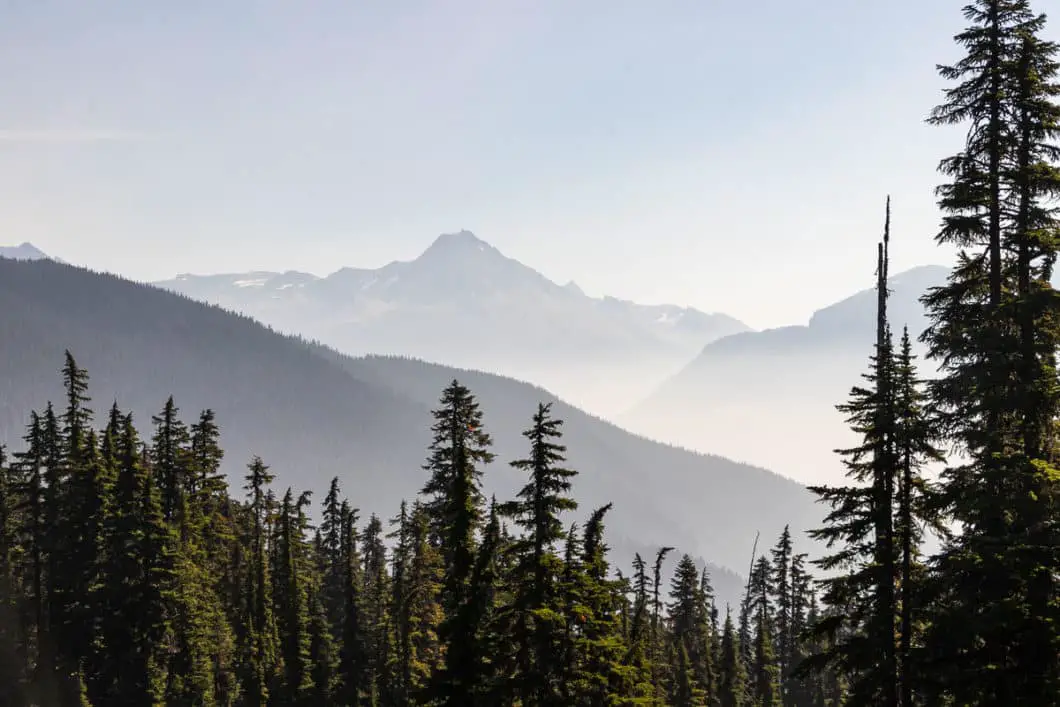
(0, 1, 1059, 705)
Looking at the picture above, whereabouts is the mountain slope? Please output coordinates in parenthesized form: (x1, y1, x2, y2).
(620, 265, 949, 485)
(0, 242, 52, 262)
(0, 257, 817, 597)
(153, 231, 750, 414)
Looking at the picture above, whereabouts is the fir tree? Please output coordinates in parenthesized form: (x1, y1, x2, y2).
(335, 501, 367, 705)
(803, 210, 901, 705)
(669, 554, 717, 706)
(500, 402, 578, 706)
(919, 1, 1060, 701)
(718, 608, 747, 707)
(420, 380, 495, 705)
(240, 456, 279, 707)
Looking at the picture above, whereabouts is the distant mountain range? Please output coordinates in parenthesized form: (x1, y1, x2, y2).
(5, 237, 960, 488)
(0, 256, 822, 606)
(151, 231, 750, 415)
(620, 265, 948, 485)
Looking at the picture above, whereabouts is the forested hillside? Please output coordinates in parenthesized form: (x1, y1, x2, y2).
(0, 256, 816, 588)
(0, 356, 838, 706)
(0, 0, 1057, 704)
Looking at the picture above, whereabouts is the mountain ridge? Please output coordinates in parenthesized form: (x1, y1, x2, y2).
(148, 231, 751, 414)
(0, 256, 819, 605)
(620, 264, 950, 485)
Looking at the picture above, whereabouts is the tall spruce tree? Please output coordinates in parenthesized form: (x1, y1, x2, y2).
(500, 402, 578, 706)
(241, 456, 279, 706)
(669, 554, 717, 705)
(919, 1, 1060, 702)
(718, 607, 747, 707)
(420, 380, 495, 705)
(801, 204, 905, 705)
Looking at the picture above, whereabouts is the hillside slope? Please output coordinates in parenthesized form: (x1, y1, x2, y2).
(621, 265, 948, 485)
(0, 258, 817, 590)
(318, 351, 819, 580)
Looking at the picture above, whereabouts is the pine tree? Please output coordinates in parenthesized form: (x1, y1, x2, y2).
(361, 513, 390, 701)
(919, 1, 1060, 701)
(746, 555, 781, 707)
(718, 608, 747, 707)
(459, 499, 504, 703)
(240, 456, 278, 707)
(335, 500, 367, 705)
(669, 555, 716, 705)
(150, 396, 191, 528)
(500, 402, 578, 705)
(46, 353, 96, 706)
(769, 526, 794, 703)
(97, 414, 176, 706)
(404, 501, 444, 702)
(802, 210, 901, 705)
(565, 504, 631, 706)
(420, 380, 495, 705)
(12, 412, 47, 695)
(0, 444, 27, 706)
(891, 329, 944, 705)
(306, 552, 337, 706)
(274, 488, 314, 704)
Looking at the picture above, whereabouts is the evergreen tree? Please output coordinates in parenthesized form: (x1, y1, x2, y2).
(499, 402, 578, 705)
(891, 328, 944, 705)
(565, 504, 631, 705)
(420, 380, 495, 705)
(718, 608, 747, 707)
(335, 501, 367, 705)
(97, 415, 176, 706)
(746, 555, 781, 707)
(803, 212, 901, 705)
(274, 489, 313, 704)
(240, 456, 279, 707)
(769, 527, 794, 703)
(669, 555, 717, 705)
(12, 412, 47, 695)
(919, 1, 1060, 702)
(150, 396, 191, 528)
(361, 513, 390, 701)
(0, 445, 26, 706)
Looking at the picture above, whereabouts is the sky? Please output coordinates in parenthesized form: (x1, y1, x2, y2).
(1, 0, 1055, 329)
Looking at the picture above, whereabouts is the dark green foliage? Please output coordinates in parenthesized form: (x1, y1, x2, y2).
(718, 608, 747, 707)
(6, 25, 1060, 690)
(916, 1, 1060, 703)
(500, 402, 579, 705)
(420, 380, 495, 705)
(0, 358, 840, 706)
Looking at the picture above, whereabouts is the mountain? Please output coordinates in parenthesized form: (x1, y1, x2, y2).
(620, 265, 949, 486)
(0, 257, 817, 606)
(0, 242, 52, 262)
(153, 230, 750, 415)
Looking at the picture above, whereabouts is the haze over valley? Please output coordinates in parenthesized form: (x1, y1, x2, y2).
(154, 230, 749, 416)
(6, 237, 954, 490)
(3, 1, 1058, 702)
(152, 236, 950, 487)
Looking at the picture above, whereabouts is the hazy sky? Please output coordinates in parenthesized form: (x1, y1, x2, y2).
(2, 1, 1055, 329)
